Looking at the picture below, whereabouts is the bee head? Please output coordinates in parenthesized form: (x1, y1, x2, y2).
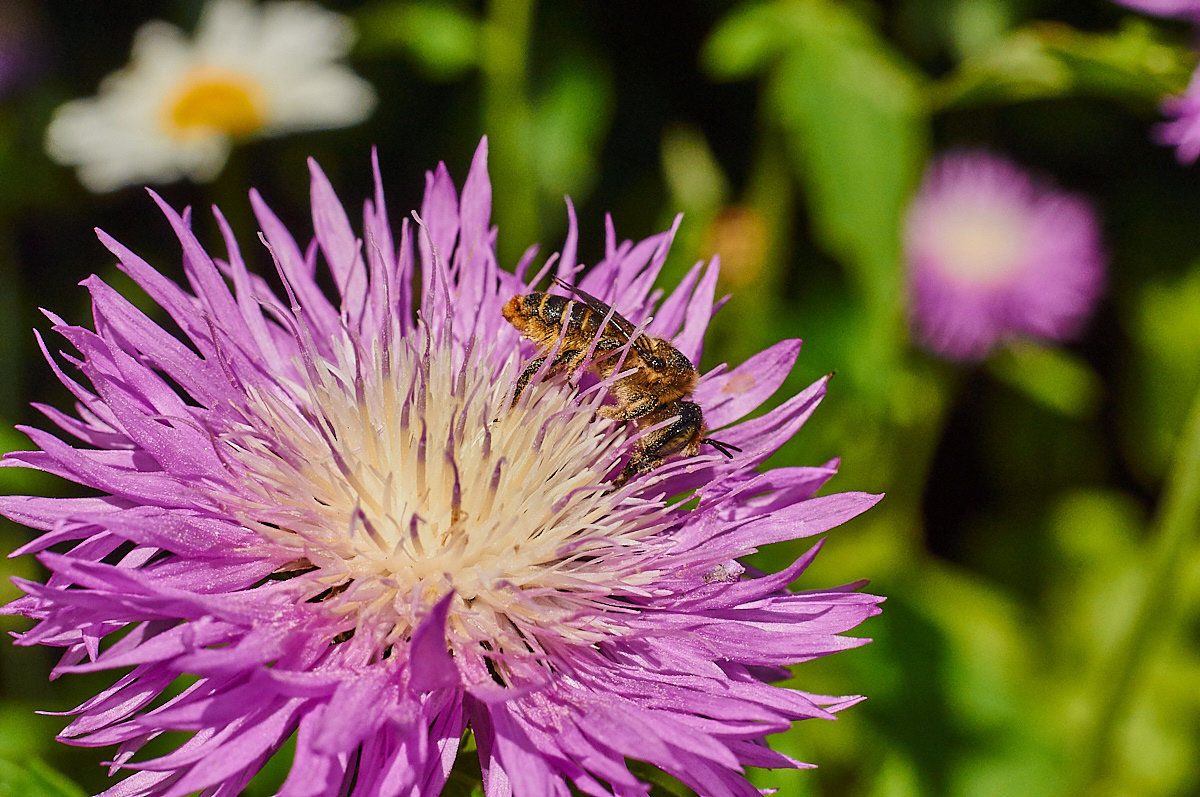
(639, 338, 688, 371)
(639, 337, 698, 397)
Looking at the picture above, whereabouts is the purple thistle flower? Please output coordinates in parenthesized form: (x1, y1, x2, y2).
(904, 150, 1105, 361)
(1155, 70, 1200, 163)
(3, 140, 882, 796)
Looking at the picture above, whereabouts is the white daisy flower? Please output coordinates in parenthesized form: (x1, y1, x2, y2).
(45, 0, 376, 192)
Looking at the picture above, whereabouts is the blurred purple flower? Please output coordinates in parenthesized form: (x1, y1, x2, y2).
(904, 150, 1105, 361)
(1156, 71, 1200, 163)
(0, 1, 45, 97)
(1111, 1, 1200, 162)
(2, 141, 882, 796)
(1110, 0, 1200, 19)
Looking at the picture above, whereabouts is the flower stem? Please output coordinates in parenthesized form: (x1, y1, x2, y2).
(1067, 378, 1200, 793)
(481, 0, 538, 267)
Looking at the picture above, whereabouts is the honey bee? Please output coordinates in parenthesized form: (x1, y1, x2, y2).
(502, 277, 740, 487)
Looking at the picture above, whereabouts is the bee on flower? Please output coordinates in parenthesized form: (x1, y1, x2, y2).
(44, 0, 376, 192)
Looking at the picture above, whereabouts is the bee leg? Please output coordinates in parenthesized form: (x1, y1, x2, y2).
(608, 401, 704, 489)
(512, 349, 582, 406)
(512, 356, 547, 406)
(560, 347, 594, 387)
(611, 455, 660, 490)
(597, 393, 658, 422)
(583, 338, 624, 379)
(642, 402, 704, 460)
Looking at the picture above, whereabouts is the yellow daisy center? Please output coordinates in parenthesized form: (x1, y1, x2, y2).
(163, 67, 266, 140)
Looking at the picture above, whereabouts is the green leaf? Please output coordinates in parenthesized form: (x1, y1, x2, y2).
(441, 735, 484, 797)
(746, 0, 927, 393)
(868, 752, 923, 797)
(627, 760, 697, 797)
(705, 0, 930, 304)
(528, 54, 613, 205)
(441, 770, 487, 797)
(0, 758, 86, 797)
(931, 20, 1194, 111)
(910, 566, 1066, 794)
(356, 1, 480, 80)
(660, 124, 730, 215)
(767, 0, 927, 287)
(945, 0, 1020, 59)
(0, 426, 49, 495)
(701, 1, 793, 80)
(1121, 263, 1200, 484)
(987, 341, 1104, 419)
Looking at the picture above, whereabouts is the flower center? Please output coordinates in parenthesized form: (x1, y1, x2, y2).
(929, 202, 1030, 285)
(219, 319, 669, 661)
(163, 67, 265, 140)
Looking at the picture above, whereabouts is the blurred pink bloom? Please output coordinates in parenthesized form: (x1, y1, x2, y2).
(1111, 0, 1200, 163)
(1156, 72, 1200, 163)
(0, 1, 44, 97)
(904, 150, 1106, 361)
(1110, 0, 1200, 19)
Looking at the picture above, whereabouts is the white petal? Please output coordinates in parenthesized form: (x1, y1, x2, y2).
(263, 68, 377, 131)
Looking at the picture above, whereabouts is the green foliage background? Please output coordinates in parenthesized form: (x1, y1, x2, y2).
(2, 1, 1199, 795)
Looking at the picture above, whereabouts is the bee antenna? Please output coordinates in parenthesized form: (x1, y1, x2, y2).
(701, 438, 741, 459)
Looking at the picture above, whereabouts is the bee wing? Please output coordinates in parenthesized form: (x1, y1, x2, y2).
(551, 277, 654, 359)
